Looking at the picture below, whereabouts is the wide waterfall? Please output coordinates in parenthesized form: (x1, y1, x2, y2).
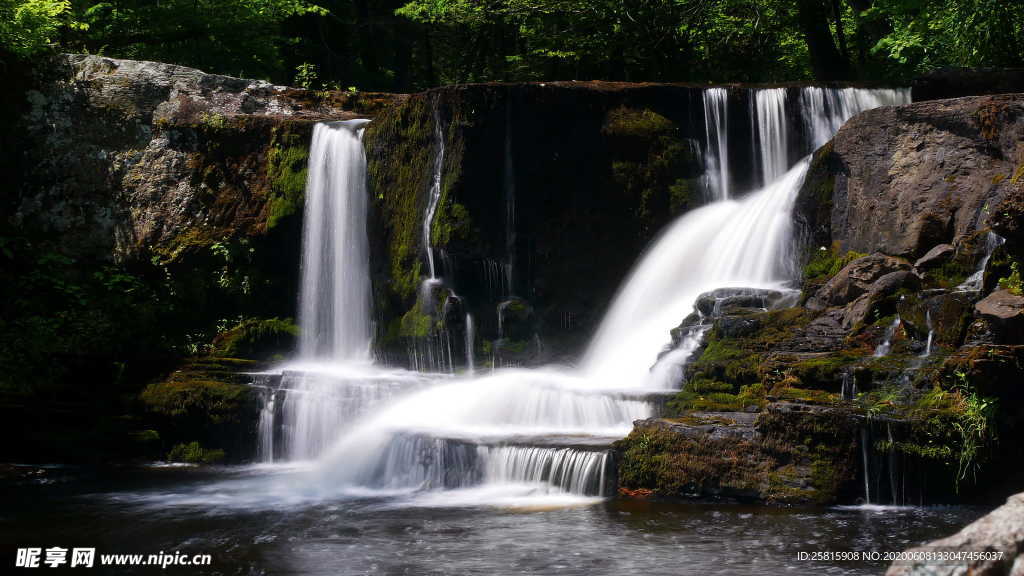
(258, 86, 909, 499)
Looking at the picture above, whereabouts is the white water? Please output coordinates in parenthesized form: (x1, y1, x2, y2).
(755, 88, 789, 185)
(582, 160, 809, 387)
(920, 311, 934, 358)
(958, 232, 1005, 292)
(703, 88, 730, 200)
(465, 314, 476, 375)
(423, 105, 445, 279)
(297, 120, 372, 360)
(874, 315, 902, 357)
(255, 86, 909, 504)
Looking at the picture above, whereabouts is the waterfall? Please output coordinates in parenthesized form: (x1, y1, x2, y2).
(958, 232, 1005, 292)
(581, 161, 809, 387)
(921, 311, 934, 358)
(874, 315, 902, 357)
(297, 120, 372, 360)
(754, 88, 789, 185)
(423, 104, 445, 279)
(702, 88, 730, 200)
(283, 85, 910, 502)
(465, 314, 476, 375)
(801, 87, 908, 148)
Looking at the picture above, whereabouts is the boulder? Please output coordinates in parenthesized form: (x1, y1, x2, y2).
(794, 94, 1024, 261)
(914, 244, 955, 269)
(807, 253, 913, 310)
(886, 492, 1024, 576)
(975, 289, 1024, 342)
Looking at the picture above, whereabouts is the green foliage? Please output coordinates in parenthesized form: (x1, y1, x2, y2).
(804, 244, 867, 285)
(998, 261, 1022, 295)
(866, 0, 1024, 76)
(166, 441, 224, 464)
(0, 235, 168, 394)
(0, 0, 82, 57)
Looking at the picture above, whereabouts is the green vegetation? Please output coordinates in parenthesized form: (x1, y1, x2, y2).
(167, 441, 225, 464)
(803, 243, 867, 286)
(3, 1, 1022, 90)
(998, 261, 1022, 295)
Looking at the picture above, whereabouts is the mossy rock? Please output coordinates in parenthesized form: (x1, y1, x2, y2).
(212, 317, 298, 360)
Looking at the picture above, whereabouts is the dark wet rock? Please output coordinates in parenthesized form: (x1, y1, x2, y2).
(807, 253, 913, 310)
(991, 186, 1024, 245)
(694, 287, 793, 317)
(785, 310, 848, 352)
(794, 94, 1024, 261)
(886, 492, 1024, 576)
(975, 289, 1024, 342)
(914, 244, 955, 269)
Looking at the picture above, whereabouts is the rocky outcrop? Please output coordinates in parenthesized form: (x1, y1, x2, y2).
(14, 54, 398, 262)
(976, 290, 1024, 342)
(615, 402, 858, 504)
(887, 492, 1024, 576)
(795, 94, 1024, 261)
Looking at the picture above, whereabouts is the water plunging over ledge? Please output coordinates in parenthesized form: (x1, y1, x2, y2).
(252, 86, 909, 501)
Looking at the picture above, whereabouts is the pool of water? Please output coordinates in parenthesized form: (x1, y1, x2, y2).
(0, 464, 985, 575)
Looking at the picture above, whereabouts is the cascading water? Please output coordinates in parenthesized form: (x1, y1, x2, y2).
(297, 120, 372, 360)
(703, 88, 730, 200)
(874, 315, 902, 357)
(754, 88, 789, 185)
(264, 86, 909, 501)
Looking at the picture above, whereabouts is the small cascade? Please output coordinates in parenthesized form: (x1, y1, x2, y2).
(874, 315, 902, 357)
(257, 389, 277, 462)
(754, 88, 789, 185)
(920, 311, 934, 358)
(465, 314, 476, 375)
(958, 232, 1006, 292)
(861, 422, 872, 504)
(297, 120, 372, 360)
(702, 88, 730, 200)
(482, 446, 608, 496)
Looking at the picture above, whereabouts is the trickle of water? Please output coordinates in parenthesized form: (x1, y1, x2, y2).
(920, 311, 934, 358)
(423, 104, 445, 280)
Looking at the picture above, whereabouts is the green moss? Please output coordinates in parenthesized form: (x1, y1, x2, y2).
(399, 306, 434, 338)
(602, 107, 675, 138)
(265, 128, 310, 230)
(167, 441, 225, 464)
(212, 317, 298, 359)
(803, 242, 867, 286)
(788, 354, 858, 389)
(141, 367, 255, 425)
